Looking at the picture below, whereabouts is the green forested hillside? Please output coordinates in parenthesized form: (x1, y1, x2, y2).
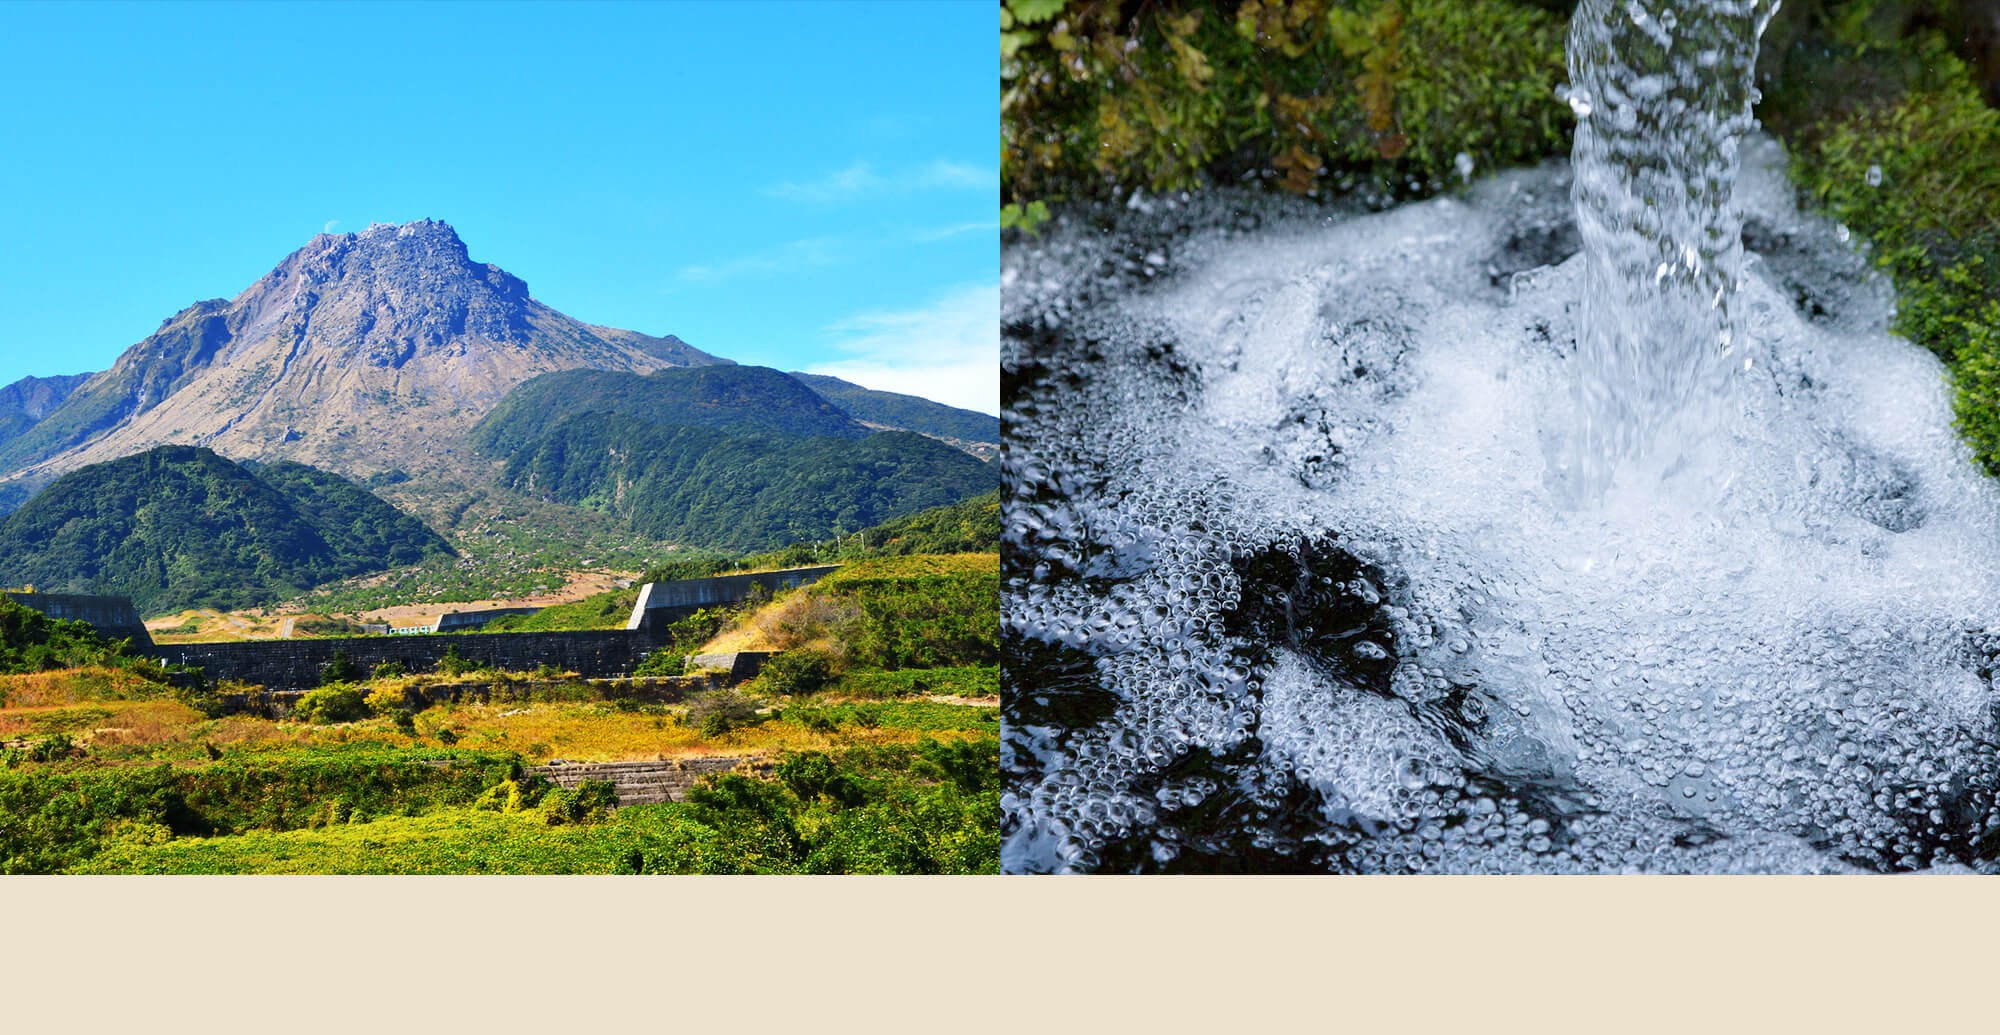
(787, 372, 1000, 444)
(0, 446, 452, 615)
(471, 364, 867, 458)
(0, 373, 91, 452)
(494, 412, 993, 552)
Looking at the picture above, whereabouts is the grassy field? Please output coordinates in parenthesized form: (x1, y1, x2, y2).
(0, 553, 1000, 874)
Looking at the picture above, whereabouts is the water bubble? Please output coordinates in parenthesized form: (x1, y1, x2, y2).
(1865, 165, 1883, 187)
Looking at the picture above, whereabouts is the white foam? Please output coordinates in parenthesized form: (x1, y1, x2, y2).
(1002, 137, 2000, 873)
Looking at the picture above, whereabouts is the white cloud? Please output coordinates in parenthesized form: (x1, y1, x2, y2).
(323, 220, 339, 233)
(766, 161, 883, 203)
(677, 237, 844, 283)
(915, 159, 995, 191)
(766, 158, 996, 203)
(912, 221, 997, 242)
(807, 282, 998, 416)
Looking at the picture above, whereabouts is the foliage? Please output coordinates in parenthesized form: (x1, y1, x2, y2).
(685, 689, 767, 738)
(814, 556, 1001, 670)
(480, 592, 635, 632)
(785, 372, 1000, 445)
(775, 751, 866, 806)
(836, 490, 1001, 557)
(780, 701, 1002, 736)
(0, 596, 141, 674)
(754, 649, 833, 697)
(27, 733, 78, 764)
(0, 445, 452, 616)
(0, 749, 518, 873)
(293, 684, 370, 724)
(435, 644, 489, 677)
(704, 554, 1000, 673)
(286, 488, 680, 615)
(1781, 18, 2000, 472)
(487, 410, 994, 553)
(363, 685, 410, 717)
(537, 779, 618, 825)
(318, 650, 361, 686)
(632, 650, 687, 677)
(1002, 0, 1571, 206)
(828, 664, 1000, 700)
(470, 365, 867, 459)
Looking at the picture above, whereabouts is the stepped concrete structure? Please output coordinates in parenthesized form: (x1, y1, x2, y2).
(625, 565, 841, 632)
(529, 757, 761, 807)
(3, 591, 153, 651)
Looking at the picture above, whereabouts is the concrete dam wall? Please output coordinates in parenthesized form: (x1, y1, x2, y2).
(155, 628, 665, 691)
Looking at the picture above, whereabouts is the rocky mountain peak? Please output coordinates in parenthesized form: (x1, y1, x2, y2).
(0, 219, 710, 487)
(228, 218, 541, 368)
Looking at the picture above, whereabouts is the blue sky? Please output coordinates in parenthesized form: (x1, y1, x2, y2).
(0, 0, 998, 413)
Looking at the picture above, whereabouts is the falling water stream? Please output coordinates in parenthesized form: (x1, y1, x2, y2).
(1002, 0, 2000, 873)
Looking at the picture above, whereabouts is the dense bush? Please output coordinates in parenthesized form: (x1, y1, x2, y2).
(435, 644, 489, 677)
(1003, 0, 1571, 207)
(0, 751, 519, 873)
(632, 650, 687, 677)
(819, 558, 1000, 670)
(755, 650, 833, 697)
(685, 689, 766, 738)
(293, 684, 369, 724)
(0, 596, 139, 674)
(318, 651, 361, 685)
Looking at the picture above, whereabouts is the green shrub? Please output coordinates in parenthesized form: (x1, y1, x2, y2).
(293, 684, 369, 724)
(775, 751, 866, 807)
(27, 734, 78, 764)
(318, 651, 361, 686)
(371, 660, 408, 679)
(686, 689, 766, 738)
(0, 596, 136, 674)
(755, 649, 832, 697)
(363, 685, 410, 716)
(435, 644, 488, 678)
(539, 780, 618, 825)
(633, 650, 687, 677)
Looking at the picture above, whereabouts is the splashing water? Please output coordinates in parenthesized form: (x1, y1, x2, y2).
(1552, 0, 1780, 503)
(1003, 3, 2000, 873)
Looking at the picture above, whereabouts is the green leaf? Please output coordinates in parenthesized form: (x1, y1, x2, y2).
(1010, 0, 1065, 26)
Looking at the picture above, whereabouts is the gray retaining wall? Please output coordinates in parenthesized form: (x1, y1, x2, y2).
(5, 592, 154, 651)
(155, 628, 667, 692)
(530, 756, 763, 807)
(625, 565, 842, 631)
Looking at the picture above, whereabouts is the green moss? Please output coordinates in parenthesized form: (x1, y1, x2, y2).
(1001, 0, 1570, 204)
(1787, 46, 2000, 471)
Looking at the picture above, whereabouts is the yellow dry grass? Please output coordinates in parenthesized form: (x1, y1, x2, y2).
(0, 698, 205, 746)
(405, 702, 976, 763)
(696, 552, 1001, 657)
(699, 591, 859, 656)
(0, 666, 167, 708)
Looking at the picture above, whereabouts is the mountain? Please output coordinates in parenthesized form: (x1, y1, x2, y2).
(0, 373, 91, 449)
(0, 219, 728, 495)
(489, 411, 995, 552)
(787, 372, 1000, 453)
(471, 365, 867, 458)
(0, 445, 452, 616)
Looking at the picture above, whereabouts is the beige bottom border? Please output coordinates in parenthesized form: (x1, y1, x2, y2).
(2, 875, 1992, 1030)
